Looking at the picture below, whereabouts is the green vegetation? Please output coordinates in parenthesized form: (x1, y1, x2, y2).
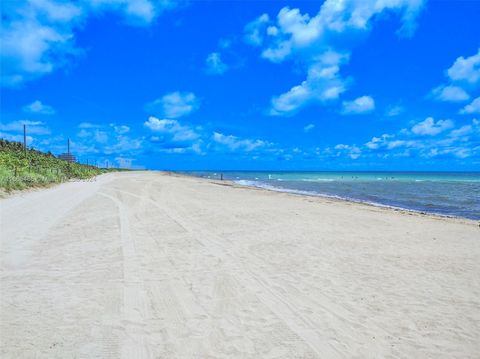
(0, 139, 118, 191)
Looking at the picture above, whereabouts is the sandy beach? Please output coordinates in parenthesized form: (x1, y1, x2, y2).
(1, 171, 479, 358)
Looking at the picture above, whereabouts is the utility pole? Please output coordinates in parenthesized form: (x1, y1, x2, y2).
(23, 124, 27, 156)
(67, 138, 70, 162)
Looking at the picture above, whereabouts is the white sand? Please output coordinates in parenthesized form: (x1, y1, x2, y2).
(1, 171, 479, 358)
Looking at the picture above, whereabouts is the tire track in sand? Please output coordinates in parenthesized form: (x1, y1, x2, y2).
(112, 180, 340, 358)
(98, 191, 150, 359)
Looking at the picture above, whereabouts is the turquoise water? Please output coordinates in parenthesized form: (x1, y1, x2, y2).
(185, 171, 480, 220)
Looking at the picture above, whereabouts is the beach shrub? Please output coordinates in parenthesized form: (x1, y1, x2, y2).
(0, 139, 121, 191)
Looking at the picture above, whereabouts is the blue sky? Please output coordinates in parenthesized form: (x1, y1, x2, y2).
(1, 0, 479, 170)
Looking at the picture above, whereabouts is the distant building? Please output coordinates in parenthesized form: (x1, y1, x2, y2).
(58, 153, 76, 163)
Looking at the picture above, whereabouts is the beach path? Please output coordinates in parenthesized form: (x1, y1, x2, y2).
(1, 171, 479, 358)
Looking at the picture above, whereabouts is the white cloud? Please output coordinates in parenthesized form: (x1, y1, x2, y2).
(205, 52, 228, 75)
(77, 129, 90, 138)
(78, 122, 102, 128)
(75, 128, 108, 143)
(430, 85, 470, 102)
(411, 117, 454, 136)
(341, 95, 375, 114)
(246, 0, 425, 116)
(212, 132, 269, 152)
(85, 0, 177, 25)
(447, 48, 480, 85)
(144, 116, 200, 142)
(111, 124, 130, 134)
(93, 130, 108, 143)
(260, 0, 424, 63)
(385, 139, 417, 150)
(449, 125, 473, 139)
(243, 13, 269, 46)
(425, 147, 471, 159)
(365, 134, 393, 149)
(365, 137, 417, 152)
(145, 118, 278, 156)
(145, 91, 199, 118)
(1, 1, 82, 86)
(72, 120, 144, 158)
(460, 96, 480, 114)
(1, 0, 178, 87)
(0, 132, 34, 145)
(385, 104, 404, 117)
(22, 100, 56, 115)
(104, 134, 143, 154)
(266, 26, 278, 36)
(303, 123, 315, 132)
(0, 120, 51, 135)
(270, 51, 349, 116)
(334, 144, 361, 159)
(359, 119, 480, 160)
(429, 49, 480, 107)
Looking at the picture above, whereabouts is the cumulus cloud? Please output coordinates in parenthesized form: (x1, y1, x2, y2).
(245, 0, 426, 115)
(76, 128, 107, 144)
(73, 121, 144, 158)
(1, 0, 179, 87)
(411, 117, 454, 136)
(460, 96, 480, 114)
(365, 134, 394, 149)
(447, 48, 480, 85)
(143, 115, 281, 157)
(341, 95, 375, 114)
(22, 100, 56, 115)
(261, 0, 425, 57)
(270, 51, 349, 116)
(145, 91, 199, 119)
(360, 119, 480, 160)
(243, 14, 269, 46)
(212, 132, 270, 152)
(104, 134, 143, 154)
(430, 85, 470, 102)
(144, 116, 200, 142)
(1, 0, 82, 86)
(429, 48, 480, 106)
(205, 52, 228, 75)
(334, 144, 361, 159)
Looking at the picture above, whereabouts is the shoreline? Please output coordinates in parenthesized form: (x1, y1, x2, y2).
(2, 169, 478, 225)
(174, 171, 479, 225)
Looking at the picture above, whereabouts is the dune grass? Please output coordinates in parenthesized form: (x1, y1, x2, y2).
(0, 139, 119, 192)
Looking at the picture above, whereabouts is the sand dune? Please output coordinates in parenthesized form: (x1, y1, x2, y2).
(1, 171, 479, 358)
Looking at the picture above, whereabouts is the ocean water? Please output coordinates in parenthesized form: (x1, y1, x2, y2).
(185, 171, 480, 220)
